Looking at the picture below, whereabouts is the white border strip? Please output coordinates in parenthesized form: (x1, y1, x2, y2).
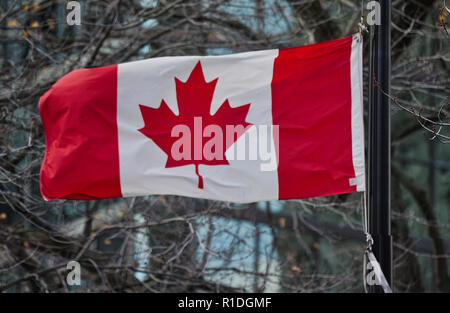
(350, 33, 366, 192)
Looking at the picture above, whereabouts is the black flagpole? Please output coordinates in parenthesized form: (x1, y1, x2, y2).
(368, 0, 392, 292)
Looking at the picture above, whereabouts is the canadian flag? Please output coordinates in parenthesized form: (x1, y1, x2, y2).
(39, 34, 365, 202)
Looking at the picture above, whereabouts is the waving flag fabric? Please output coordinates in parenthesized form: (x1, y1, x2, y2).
(39, 34, 365, 202)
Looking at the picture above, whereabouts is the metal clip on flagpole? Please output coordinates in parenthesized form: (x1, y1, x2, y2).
(362, 192, 392, 293)
(358, 16, 369, 34)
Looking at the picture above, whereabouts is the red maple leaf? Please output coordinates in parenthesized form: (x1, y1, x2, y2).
(138, 61, 252, 189)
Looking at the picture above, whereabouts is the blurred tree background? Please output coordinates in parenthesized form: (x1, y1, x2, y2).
(0, 0, 448, 292)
